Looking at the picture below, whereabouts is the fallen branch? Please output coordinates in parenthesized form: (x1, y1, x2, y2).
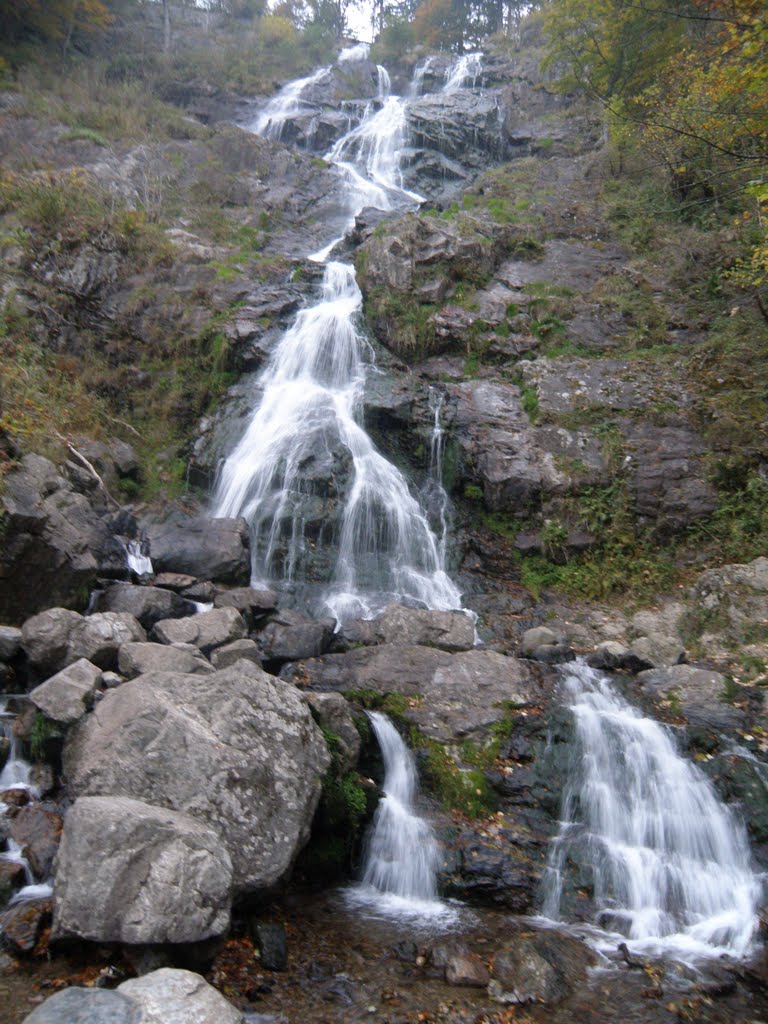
(54, 431, 120, 508)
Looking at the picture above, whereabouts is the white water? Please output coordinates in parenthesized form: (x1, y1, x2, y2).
(252, 65, 330, 141)
(214, 58, 461, 622)
(542, 662, 762, 960)
(346, 712, 456, 924)
(0, 698, 35, 794)
(443, 53, 483, 93)
(124, 538, 152, 576)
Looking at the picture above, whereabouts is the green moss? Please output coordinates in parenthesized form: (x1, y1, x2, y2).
(417, 734, 496, 818)
(30, 713, 62, 762)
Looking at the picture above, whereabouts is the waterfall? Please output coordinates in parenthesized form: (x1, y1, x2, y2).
(542, 662, 762, 959)
(420, 388, 450, 563)
(214, 59, 462, 623)
(346, 713, 456, 922)
(443, 53, 483, 93)
(124, 538, 152, 576)
(0, 698, 35, 794)
(252, 65, 330, 141)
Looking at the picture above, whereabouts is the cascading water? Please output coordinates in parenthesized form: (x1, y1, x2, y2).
(346, 712, 456, 923)
(252, 65, 330, 140)
(214, 51, 462, 622)
(542, 661, 762, 959)
(0, 697, 34, 793)
(443, 53, 483, 93)
(420, 388, 449, 563)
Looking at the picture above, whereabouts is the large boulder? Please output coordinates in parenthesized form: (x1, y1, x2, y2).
(22, 609, 146, 675)
(283, 646, 538, 741)
(339, 604, 475, 652)
(29, 658, 102, 724)
(21, 987, 141, 1024)
(21, 968, 245, 1024)
(94, 583, 197, 629)
(0, 454, 127, 624)
(257, 609, 335, 663)
(118, 968, 244, 1024)
(118, 642, 215, 679)
(146, 514, 250, 585)
(53, 796, 232, 945)
(63, 661, 330, 893)
(152, 607, 247, 654)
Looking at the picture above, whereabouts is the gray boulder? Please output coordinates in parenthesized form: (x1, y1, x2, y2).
(146, 514, 250, 584)
(53, 796, 232, 945)
(490, 931, 596, 1005)
(636, 663, 743, 729)
(152, 607, 247, 653)
(94, 583, 197, 629)
(340, 604, 475, 652)
(305, 692, 361, 771)
(258, 609, 335, 663)
(0, 625, 22, 661)
(63, 661, 330, 893)
(22, 608, 146, 674)
(118, 968, 244, 1024)
(520, 626, 557, 657)
(210, 639, 262, 670)
(21, 987, 141, 1024)
(29, 658, 101, 724)
(284, 646, 537, 742)
(213, 586, 278, 616)
(0, 454, 127, 624)
(118, 642, 215, 679)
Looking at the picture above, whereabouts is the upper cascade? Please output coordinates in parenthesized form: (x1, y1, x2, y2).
(442, 52, 483, 93)
(213, 53, 472, 621)
(543, 661, 762, 960)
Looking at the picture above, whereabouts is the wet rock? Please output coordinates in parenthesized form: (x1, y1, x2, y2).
(118, 967, 244, 1024)
(63, 661, 330, 893)
(0, 455, 127, 624)
(153, 572, 198, 592)
(490, 930, 597, 1005)
(94, 583, 197, 629)
(0, 897, 52, 955)
(152, 607, 247, 655)
(623, 421, 717, 533)
(21, 988, 140, 1024)
(0, 860, 25, 904)
(530, 643, 574, 665)
(253, 922, 288, 971)
(213, 587, 278, 621)
(11, 804, 62, 877)
(286, 645, 537, 742)
(118, 642, 215, 679)
(146, 514, 250, 585)
(636, 664, 744, 729)
(22, 609, 146, 675)
(520, 626, 557, 657)
(0, 627, 22, 662)
(587, 641, 637, 671)
(258, 610, 335, 664)
(339, 604, 475, 652)
(448, 380, 576, 511)
(210, 639, 262, 670)
(628, 635, 685, 669)
(444, 951, 490, 987)
(305, 692, 361, 771)
(53, 796, 232, 945)
(29, 658, 101, 724)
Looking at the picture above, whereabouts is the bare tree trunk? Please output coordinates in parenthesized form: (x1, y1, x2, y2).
(163, 0, 171, 53)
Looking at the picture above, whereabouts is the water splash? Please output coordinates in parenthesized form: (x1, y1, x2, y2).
(346, 712, 456, 924)
(124, 538, 152, 576)
(0, 697, 36, 794)
(542, 662, 762, 960)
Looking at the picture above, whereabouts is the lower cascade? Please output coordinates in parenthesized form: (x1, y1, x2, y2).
(347, 712, 454, 923)
(543, 662, 762, 958)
